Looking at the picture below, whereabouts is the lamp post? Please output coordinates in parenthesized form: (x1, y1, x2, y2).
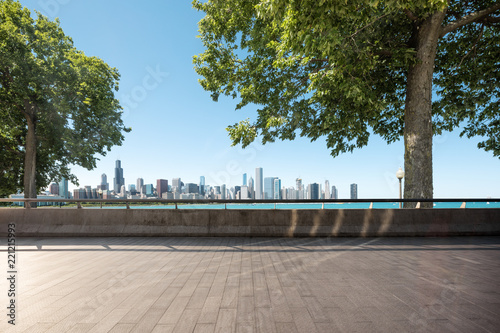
(396, 167, 405, 208)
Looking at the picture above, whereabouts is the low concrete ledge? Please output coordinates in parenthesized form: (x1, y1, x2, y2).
(0, 208, 499, 237)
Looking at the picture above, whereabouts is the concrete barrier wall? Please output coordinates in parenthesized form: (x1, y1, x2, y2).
(0, 208, 499, 237)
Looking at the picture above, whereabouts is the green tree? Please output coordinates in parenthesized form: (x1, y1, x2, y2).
(193, 0, 500, 207)
(0, 0, 130, 202)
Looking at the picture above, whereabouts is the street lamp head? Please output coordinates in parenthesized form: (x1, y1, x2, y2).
(396, 167, 405, 180)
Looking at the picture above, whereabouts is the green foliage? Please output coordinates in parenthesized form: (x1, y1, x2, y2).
(0, 0, 130, 196)
(193, 0, 499, 157)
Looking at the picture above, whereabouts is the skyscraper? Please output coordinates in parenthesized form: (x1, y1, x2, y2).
(243, 173, 247, 186)
(240, 185, 250, 199)
(325, 180, 330, 199)
(49, 182, 59, 195)
(157, 179, 168, 198)
(137, 178, 144, 194)
(144, 184, 154, 196)
(273, 178, 281, 200)
(332, 186, 338, 199)
(85, 186, 93, 199)
(296, 178, 302, 191)
(101, 173, 109, 191)
(221, 184, 226, 200)
(350, 183, 358, 199)
(172, 178, 182, 193)
(58, 177, 68, 198)
(264, 177, 278, 199)
(255, 168, 263, 200)
(248, 177, 254, 199)
(113, 160, 125, 193)
(308, 183, 320, 199)
(120, 185, 126, 198)
(185, 183, 199, 194)
(200, 176, 206, 195)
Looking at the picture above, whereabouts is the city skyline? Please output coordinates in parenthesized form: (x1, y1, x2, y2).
(18, 0, 499, 199)
(59, 160, 355, 200)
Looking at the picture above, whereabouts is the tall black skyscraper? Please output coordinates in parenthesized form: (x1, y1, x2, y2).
(113, 160, 125, 193)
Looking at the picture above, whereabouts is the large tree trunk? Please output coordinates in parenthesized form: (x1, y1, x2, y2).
(403, 11, 445, 208)
(23, 100, 37, 208)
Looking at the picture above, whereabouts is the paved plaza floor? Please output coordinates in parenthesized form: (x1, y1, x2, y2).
(1, 237, 499, 333)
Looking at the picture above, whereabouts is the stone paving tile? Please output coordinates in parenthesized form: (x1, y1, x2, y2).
(0, 237, 499, 332)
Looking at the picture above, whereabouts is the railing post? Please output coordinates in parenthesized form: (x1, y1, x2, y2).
(460, 202, 466, 208)
(77, 202, 82, 209)
(126, 202, 130, 209)
(369, 202, 373, 209)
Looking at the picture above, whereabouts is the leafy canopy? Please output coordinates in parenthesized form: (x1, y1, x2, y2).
(0, 0, 130, 196)
(193, 0, 499, 157)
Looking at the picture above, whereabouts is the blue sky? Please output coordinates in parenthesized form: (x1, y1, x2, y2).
(20, 0, 499, 198)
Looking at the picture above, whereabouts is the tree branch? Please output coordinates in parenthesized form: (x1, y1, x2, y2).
(457, 24, 484, 68)
(404, 9, 418, 21)
(350, 13, 390, 39)
(440, 3, 500, 37)
(3, 144, 24, 157)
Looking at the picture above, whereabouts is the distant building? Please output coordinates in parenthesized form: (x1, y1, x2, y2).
(120, 185, 126, 198)
(200, 176, 206, 195)
(264, 177, 277, 199)
(137, 178, 144, 194)
(162, 192, 174, 200)
(185, 183, 199, 194)
(85, 186, 92, 199)
(243, 173, 247, 186)
(332, 186, 338, 199)
(59, 177, 69, 199)
(255, 168, 263, 199)
(113, 160, 125, 193)
(308, 183, 320, 200)
(144, 184, 154, 196)
(101, 173, 109, 191)
(49, 182, 59, 195)
(172, 178, 182, 193)
(73, 188, 86, 199)
(324, 180, 330, 199)
(221, 184, 226, 200)
(273, 179, 281, 200)
(296, 178, 303, 191)
(350, 183, 358, 199)
(248, 177, 254, 199)
(10, 194, 65, 207)
(240, 185, 250, 199)
(234, 186, 241, 197)
(128, 184, 136, 192)
(157, 179, 168, 198)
